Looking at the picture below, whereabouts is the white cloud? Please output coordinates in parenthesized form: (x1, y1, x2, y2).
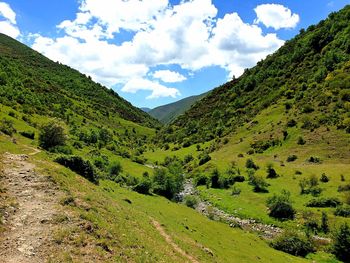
(152, 70, 186, 83)
(209, 12, 284, 77)
(31, 0, 287, 99)
(122, 78, 180, 99)
(0, 20, 20, 38)
(0, 2, 16, 24)
(254, 4, 299, 30)
(0, 2, 20, 38)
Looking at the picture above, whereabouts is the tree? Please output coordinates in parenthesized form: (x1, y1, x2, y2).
(321, 212, 329, 233)
(109, 162, 123, 180)
(333, 223, 350, 262)
(267, 190, 295, 220)
(39, 121, 66, 150)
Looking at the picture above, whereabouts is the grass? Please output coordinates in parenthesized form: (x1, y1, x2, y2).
(0, 133, 309, 262)
(181, 104, 350, 232)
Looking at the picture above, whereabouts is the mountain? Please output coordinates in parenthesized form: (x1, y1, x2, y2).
(0, 33, 159, 128)
(0, 34, 305, 263)
(140, 107, 152, 113)
(149, 92, 208, 124)
(165, 6, 350, 145)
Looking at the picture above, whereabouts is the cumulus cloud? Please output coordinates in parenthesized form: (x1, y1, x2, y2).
(0, 2, 20, 38)
(254, 4, 300, 30)
(122, 78, 180, 99)
(152, 70, 186, 83)
(31, 0, 289, 99)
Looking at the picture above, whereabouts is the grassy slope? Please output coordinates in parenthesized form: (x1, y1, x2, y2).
(168, 5, 350, 144)
(0, 129, 307, 262)
(197, 102, 350, 227)
(149, 92, 208, 124)
(0, 33, 159, 128)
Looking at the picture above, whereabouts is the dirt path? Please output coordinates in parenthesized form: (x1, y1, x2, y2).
(0, 153, 63, 263)
(151, 218, 199, 263)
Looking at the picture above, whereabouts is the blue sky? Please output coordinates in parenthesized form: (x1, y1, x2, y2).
(1, 0, 349, 108)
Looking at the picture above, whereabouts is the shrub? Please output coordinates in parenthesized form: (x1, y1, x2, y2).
(267, 190, 295, 220)
(245, 158, 259, 170)
(334, 205, 350, 218)
(198, 153, 211, 166)
(19, 131, 35, 140)
(49, 145, 73, 155)
(183, 154, 194, 164)
(297, 136, 306, 145)
(184, 195, 198, 208)
(266, 164, 279, 179)
(320, 173, 329, 183)
(233, 175, 245, 183)
(133, 175, 152, 195)
(321, 212, 329, 234)
(308, 156, 321, 163)
(55, 156, 97, 184)
(152, 167, 183, 200)
(250, 174, 269, 193)
(271, 231, 314, 257)
(109, 162, 123, 180)
(0, 118, 16, 136)
(93, 156, 109, 171)
(306, 197, 342, 208)
(338, 184, 350, 192)
(210, 169, 220, 188)
(231, 186, 241, 196)
(286, 119, 297, 127)
(39, 121, 66, 150)
(287, 155, 298, 162)
(194, 174, 208, 186)
(333, 223, 350, 262)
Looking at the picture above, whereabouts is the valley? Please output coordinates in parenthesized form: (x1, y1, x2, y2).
(0, 3, 350, 263)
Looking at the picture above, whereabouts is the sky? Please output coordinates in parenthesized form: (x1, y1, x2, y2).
(1, 0, 349, 108)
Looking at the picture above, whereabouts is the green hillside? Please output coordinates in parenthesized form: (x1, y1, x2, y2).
(149, 92, 208, 124)
(1, 5, 350, 263)
(0, 35, 308, 262)
(165, 6, 350, 145)
(0, 33, 159, 128)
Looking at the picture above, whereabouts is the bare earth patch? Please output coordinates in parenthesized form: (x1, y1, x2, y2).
(0, 153, 66, 262)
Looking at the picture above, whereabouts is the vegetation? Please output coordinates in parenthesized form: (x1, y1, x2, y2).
(333, 223, 350, 262)
(271, 231, 315, 257)
(267, 190, 295, 220)
(39, 121, 67, 150)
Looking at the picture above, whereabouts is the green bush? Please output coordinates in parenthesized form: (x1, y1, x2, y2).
(297, 136, 306, 145)
(198, 153, 211, 166)
(333, 223, 350, 262)
(0, 118, 16, 136)
(267, 190, 295, 220)
(246, 158, 259, 170)
(49, 145, 73, 155)
(152, 167, 183, 200)
(338, 184, 350, 192)
(266, 164, 279, 179)
(133, 175, 152, 195)
(271, 231, 315, 257)
(19, 131, 35, 140)
(286, 155, 298, 162)
(39, 121, 66, 150)
(55, 156, 98, 184)
(184, 195, 198, 208)
(231, 186, 241, 196)
(306, 197, 342, 208)
(249, 174, 269, 193)
(109, 162, 123, 180)
(320, 173, 329, 183)
(334, 205, 350, 218)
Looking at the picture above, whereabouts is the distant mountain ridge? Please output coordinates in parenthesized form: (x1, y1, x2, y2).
(149, 93, 208, 124)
